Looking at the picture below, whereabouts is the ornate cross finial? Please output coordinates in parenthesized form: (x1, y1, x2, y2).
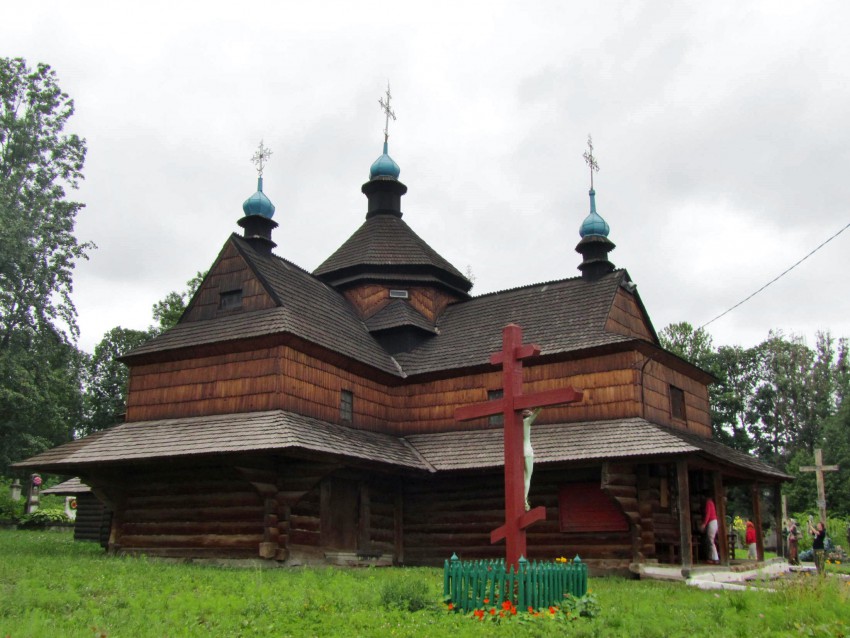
(583, 134, 599, 190)
(378, 82, 397, 144)
(251, 140, 273, 177)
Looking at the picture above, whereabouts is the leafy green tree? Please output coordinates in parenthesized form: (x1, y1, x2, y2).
(80, 272, 207, 435)
(0, 58, 90, 474)
(658, 322, 715, 371)
(151, 271, 205, 332)
(0, 57, 92, 345)
(0, 328, 84, 473)
(81, 327, 154, 436)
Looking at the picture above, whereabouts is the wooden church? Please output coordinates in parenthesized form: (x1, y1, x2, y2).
(17, 115, 789, 573)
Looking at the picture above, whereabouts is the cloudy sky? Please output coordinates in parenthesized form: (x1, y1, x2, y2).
(5, 1, 850, 354)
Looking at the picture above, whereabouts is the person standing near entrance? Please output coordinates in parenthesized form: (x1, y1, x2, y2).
(745, 520, 758, 559)
(700, 495, 719, 564)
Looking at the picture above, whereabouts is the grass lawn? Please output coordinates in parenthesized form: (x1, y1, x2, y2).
(1, 531, 849, 637)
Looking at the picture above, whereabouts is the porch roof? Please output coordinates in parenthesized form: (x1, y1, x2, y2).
(15, 412, 790, 481)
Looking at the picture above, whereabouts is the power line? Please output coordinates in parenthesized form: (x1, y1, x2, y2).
(699, 221, 850, 330)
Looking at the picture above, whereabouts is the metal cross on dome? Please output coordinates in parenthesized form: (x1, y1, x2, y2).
(378, 82, 396, 143)
(583, 134, 599, 190)
(251, 140, 273, 177)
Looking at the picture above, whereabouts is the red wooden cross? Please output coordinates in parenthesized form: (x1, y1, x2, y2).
(455, 323, 583, 568)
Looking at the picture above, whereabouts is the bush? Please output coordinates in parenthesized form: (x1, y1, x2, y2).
(379, 577, 431, 612)
(0, 478, 24, 521)
(17, 508, 70, 529)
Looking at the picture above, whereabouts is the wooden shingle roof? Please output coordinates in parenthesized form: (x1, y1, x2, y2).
(14, 411, 428, 472)
(312, 214, 472, 294)
(394, 271, 637, 374)
(124, 237, 641, 379)
(16, 413, 789, 481)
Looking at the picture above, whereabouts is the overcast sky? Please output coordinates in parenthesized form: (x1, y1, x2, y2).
(5, 1, 850, 354)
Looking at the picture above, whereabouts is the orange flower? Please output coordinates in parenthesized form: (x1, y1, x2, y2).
(511, 608, 517, 616)
(549, 606, 557, 614)
(447, 603, 454, 610)
(483, 598, 489, 604)
(490, 608, 496, 615)
(502, 601, 512, 610)
(500, 611, 505, 617)
(474, 609, 484, 620)
(528, 606, 535, 613)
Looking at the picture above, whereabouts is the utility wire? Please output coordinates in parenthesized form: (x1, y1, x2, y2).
(699, 221, 850, 330)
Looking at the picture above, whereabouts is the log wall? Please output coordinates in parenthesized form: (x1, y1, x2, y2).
(402, 467, 636, 565)
(114, 465, 265, 558)
(183, 242, 276, 322)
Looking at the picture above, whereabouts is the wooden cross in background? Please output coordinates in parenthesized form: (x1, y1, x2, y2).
(800, 448, 839, 523)
(455, 324, 583, 568)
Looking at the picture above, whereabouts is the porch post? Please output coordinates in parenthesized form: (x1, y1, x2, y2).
(676, 460, 692, 568)
(712, 471, 729, 565)
(751, 482, 764, 561)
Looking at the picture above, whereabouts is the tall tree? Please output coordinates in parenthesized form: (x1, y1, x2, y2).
(80, 272, 206, 435)
(0, 58, 90, 474)
(0, 58, 91, 344)
(81, 327, 153, 436)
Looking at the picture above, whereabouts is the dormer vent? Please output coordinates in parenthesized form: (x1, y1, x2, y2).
(389, 289, 409, 299)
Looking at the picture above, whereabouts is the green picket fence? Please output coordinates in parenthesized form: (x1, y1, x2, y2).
(443, 554, 588, 613)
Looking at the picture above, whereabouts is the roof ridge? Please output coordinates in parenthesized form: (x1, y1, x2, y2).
(469, 269, 627, 301)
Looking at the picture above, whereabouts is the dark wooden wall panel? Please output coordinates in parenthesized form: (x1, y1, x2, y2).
(183, 242, 276, 323)
(605, 288, 655, 342)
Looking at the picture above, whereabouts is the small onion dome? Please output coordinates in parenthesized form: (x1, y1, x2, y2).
(242, 176, 276, 218)
(369, 141, 401, 179)
(579, 188, 609, 237)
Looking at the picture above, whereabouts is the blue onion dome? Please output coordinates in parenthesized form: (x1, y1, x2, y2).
(579, 188, 610, 237)
(369, 140, 401, 179)
(242, 176, 275, 218)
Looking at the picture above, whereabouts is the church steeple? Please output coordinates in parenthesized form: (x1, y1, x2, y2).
(575, 135, 616, 280)
(363, 82, 407, 218)
(238, 141, 278, 254)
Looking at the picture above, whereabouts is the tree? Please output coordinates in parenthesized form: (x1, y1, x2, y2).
(80, 272, 207, 435)
(81, 327, 154, 436)
(658, 322, 714, 371)
(0, 58, 91, 345)
(151, 271, 205, 332)
(0, 58, 90, 474)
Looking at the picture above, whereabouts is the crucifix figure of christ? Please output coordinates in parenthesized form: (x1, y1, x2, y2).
(455, 324, 583, 568)
(800, 448, 839, 524)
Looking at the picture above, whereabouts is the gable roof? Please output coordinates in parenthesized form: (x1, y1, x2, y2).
(313, 214, 472, 295)
(124, 240, 653, 378)
(15, 412, 789, 481)
(124, 235, 403, 375)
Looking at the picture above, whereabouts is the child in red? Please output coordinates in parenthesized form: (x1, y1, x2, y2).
(745, 520, 757, 559)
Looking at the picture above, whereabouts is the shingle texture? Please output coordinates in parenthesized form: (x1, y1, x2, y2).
(17, 413, 788, 481)
(15, 411, 428, 472)
(40, 477, 91, 495)
(126, 236, 402, 375)
(365, 299, 436, 334)
(313, 214, 470, 291)
(394, 272, 635, 374)
(124, 237, 639, 378)
(406, 418, 790, 479)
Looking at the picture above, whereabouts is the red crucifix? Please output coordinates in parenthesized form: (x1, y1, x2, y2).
(455, 323, 583, 568)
